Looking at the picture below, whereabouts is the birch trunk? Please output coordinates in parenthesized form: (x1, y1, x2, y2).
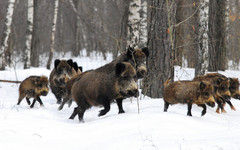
(139, 0, 147, 48)
(195, 0, 209, 76)
(0, 0, 15, 70)
(47, 0, 59, 69)
(24, 0, 34, 69)
(127, 0, 141, 48)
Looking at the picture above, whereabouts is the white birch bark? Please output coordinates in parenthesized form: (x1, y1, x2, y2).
(196, 0, 209, 76)
(139, 0, 147, 48)
(0, 0, 15, 70)
(127, 0, 141, 48)
(47, 0, 59, 69)
(24, 0, 34, 69)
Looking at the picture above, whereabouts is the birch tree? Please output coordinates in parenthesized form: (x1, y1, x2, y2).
(195, 0, 209, 76)
(127, 0, 141, 48)
(24, 0, 34, 69)
(0, 0, 15, 70)
(47, 0, 59, 69)
(139, 0, 147, 48)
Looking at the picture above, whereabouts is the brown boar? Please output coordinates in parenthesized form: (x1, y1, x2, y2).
(58, 71, 90, 110)
(49, 59, 77, 104)
(163, 79, 215, 116)
(17, 76, 49, 108)
(69, 62, 138, 122)
(205, 73, 240, 111)
(193, 74, 231, 113)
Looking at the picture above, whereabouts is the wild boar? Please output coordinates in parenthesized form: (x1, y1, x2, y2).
(205, 73, 240, 111)
(193, 74, 231, 113)
(69, 62, 138, 122)
(114, 46, 149, 113)
(163, 79, 215, 116)
(49, 59, 77, 104)
(17, 76, 49, 108)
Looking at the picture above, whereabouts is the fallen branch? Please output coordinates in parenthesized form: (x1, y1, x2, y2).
(0, 79, 21, 83)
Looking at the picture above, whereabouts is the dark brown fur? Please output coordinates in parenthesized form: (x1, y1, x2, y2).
(69, 62, 138, 122)
(49, 59, 77, 104)
(163, 80, 215, 116)
(193, 74, 231, 113)
(205, 73, 240, 111)
(17, 76, 49, 108)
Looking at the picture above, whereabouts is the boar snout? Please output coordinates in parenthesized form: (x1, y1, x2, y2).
(41, 91, 48, 96)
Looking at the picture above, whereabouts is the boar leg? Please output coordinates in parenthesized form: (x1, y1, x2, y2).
(98, 100, 110, 117)
(36, 97, 44, 106)
(26, 97, 31, 105)
(17, 93, 26, 105)
(164, 101, 169, 112)
(68, 99, 73, 108)
(187, 103, 192, 116)
(69, 107, 78, 119)
(225, 101, 236, 111)
(30, 99, 37, 108)
(116, 98, 125, 114)
(197, 104, 207, 116)
(58, 96, 70, 110)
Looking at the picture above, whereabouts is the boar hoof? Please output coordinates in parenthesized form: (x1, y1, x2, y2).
(231, 106, 236, 111)
(187, 112, 192, 116)
(58, 106, 63, 111)
(98, 109, 107, 117)
(222, 109, 227, 113)
(118, 110, 125, 114)
(201, 110, 206, 116)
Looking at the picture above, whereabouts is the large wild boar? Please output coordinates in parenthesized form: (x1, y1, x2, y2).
(205, 73, 240, 111)
(69, 62, 138, 122)
(58, 46, 149, 112)
(49, 59, 77, 104)
(193, 74, 231, 113)
(163, 79, 215, 116)
(17, 76, 49, 108)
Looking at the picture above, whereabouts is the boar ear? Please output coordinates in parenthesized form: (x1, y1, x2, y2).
(67, 59, 73, 67)
(116, 62, 126, 76)
(78, 66, 83, 72)
(142, 47, 149, 57)
(200, 81, 206, 90)
(72, 62, 78, 72)
(54, 59, 61, 69)
(127, 46, 135, 59)
(217, 78, 222, 85)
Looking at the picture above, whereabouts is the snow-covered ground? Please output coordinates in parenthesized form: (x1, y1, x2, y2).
(1, 51, 240, 150)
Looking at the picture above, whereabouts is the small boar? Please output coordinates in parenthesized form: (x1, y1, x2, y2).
(69, 62, 138, 122)
(205, 73, 240, 111)
(163, 79, 215, 116)
(17, 76, 49, 108)
(49, 59, 77, 104)
(193, 74, 231, 113)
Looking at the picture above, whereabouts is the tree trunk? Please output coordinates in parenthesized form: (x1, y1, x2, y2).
(24, 0, 34, 69)
(139, 0, 147, 48)
(31, 0, 39, 67)
(0, 0, 15, 70)
(142, 0, 176, 98)
(208, 0, 226, 71)
(126, 0, 141, 48)
(195, 0, 209, 76)
(47, 0, 59, 69)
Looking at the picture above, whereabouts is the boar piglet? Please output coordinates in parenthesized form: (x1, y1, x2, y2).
(49, 59, 77, 104)
(69, 62, 138, 122)
(163, 80, 215, 116)
(17, 76, 49, 108)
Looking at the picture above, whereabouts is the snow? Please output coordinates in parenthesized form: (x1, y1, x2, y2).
(1, 51, 240, 150)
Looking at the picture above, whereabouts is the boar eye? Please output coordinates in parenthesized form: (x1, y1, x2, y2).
(204, 92, 209, 97)
(220, 87, 225, 91)
(39, 84, 43, 88)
